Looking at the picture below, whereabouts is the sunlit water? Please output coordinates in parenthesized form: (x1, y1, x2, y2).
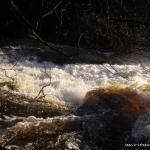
(1, 48, 150, 148)
(0, 49, 150, 104)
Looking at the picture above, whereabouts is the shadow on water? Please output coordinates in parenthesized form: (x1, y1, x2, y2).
(0, 38, 123, 65)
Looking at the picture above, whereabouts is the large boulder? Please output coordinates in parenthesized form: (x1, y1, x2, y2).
(77, 86, 146, 148)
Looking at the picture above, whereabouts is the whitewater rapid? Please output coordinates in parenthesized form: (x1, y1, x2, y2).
(0, 49, 150, 104)
(1, 48, 150, 149)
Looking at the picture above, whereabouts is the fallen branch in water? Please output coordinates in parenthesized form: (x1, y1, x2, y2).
(109, 64, 129, 80)
(35, 63, 52, 100)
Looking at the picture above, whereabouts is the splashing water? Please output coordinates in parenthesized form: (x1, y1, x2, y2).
(0, 50, 150, 104)
(1, 47, 150, 149)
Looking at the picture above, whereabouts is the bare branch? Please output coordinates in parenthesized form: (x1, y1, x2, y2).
(8, 0, 76, 58)
(109, 64, 129, 80)
(35, 63, 52, 100)
(0, 19, 14, 32)
(42, 0, 63, 18)
(77, 34, 83, 48)
(0, 52, 21, 82)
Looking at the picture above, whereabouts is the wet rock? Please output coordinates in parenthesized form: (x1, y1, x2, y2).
(77, 86, 146, 149)
(132, 114, 150, 141)
(78, 86, 144, 124)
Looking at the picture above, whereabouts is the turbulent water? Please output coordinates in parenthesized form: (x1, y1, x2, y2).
(0, 46, 150, 149)
(0, 49, 150, 104)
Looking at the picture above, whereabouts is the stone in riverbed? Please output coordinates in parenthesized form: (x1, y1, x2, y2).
(77, 86, 146, 148)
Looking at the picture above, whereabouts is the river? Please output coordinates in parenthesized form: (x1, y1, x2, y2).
(0, 45, 150, 149)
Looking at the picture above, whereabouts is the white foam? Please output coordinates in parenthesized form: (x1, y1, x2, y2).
(0, 52, 150, 103)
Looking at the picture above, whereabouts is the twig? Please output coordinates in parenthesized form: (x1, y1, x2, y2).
(0, 19, 14, 32)
(103, 65, 115, 74)
(8, 0, 35, 30)
(109, 64, 129, 80)
(35, 63, 52, 100)
(0, 52, 21, 81)
(42, 0, 63, 18)
(77, 34, 83, 48)
(0, 61, 18, 81)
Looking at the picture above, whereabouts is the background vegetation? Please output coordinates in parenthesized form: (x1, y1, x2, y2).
(0, 0, 150, 52)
